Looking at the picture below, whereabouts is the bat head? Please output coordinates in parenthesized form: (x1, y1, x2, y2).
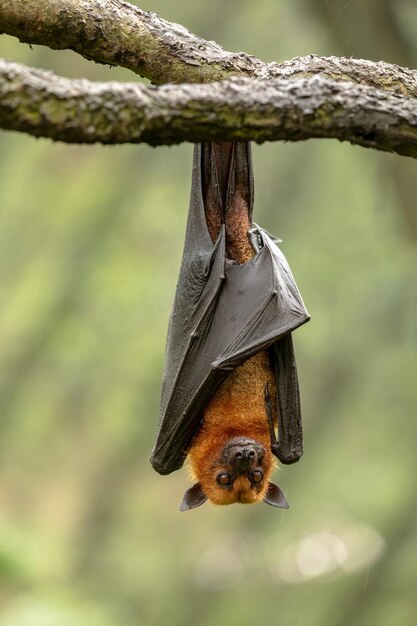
(181, 436, 289, 510)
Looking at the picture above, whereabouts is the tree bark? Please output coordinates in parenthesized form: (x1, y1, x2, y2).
(1, 59, 416, 156)
(1, 0, 417, 94)
(0, 0, 416, 156)
(0, 0, 264, 84)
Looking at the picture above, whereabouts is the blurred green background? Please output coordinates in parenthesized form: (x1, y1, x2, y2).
(0, 1, 416, 625)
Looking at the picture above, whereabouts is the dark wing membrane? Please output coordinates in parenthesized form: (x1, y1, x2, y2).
(214, 233, 309, 369)
(272, 335, 304, 464)
(151, 145, 309, 475)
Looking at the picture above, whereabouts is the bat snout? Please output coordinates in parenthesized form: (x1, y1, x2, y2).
(232, 447, 256, 471)
(223, 438, 265, 471)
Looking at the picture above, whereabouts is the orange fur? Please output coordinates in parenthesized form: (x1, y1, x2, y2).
(188, 352, 278, 505)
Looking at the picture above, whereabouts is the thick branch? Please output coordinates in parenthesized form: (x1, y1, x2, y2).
(0, 0, 264, 83)
(1, 60, 416, 156)
(1, 0, 417, 98)
(1, 0, 416, 156)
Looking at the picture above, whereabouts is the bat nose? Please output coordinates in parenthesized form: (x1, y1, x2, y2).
(232, 445, 258, 470)
(222, 437, 265, 470)
(234, 448, 256, 461)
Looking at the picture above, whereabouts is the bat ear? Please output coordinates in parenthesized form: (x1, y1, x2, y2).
(180, 483, 208, 511)
(263, 482, 289, 509)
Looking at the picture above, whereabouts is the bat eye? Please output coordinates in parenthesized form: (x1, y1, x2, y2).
(216, 473, 233, 487)
(250, 470, 264, 484)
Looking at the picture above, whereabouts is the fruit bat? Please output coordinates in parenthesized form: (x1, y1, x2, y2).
(150, 142, 309, 510)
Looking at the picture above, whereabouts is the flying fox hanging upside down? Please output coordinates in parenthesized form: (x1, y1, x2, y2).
(150, 142, 309, 510)
(186, 351, 281, 507)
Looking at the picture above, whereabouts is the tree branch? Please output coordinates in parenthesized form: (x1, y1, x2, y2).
(1, 0, 417, 156)
(1, 59, 416, 156)
(1, 0, 417, 98)
(0, 0, 264, 84)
